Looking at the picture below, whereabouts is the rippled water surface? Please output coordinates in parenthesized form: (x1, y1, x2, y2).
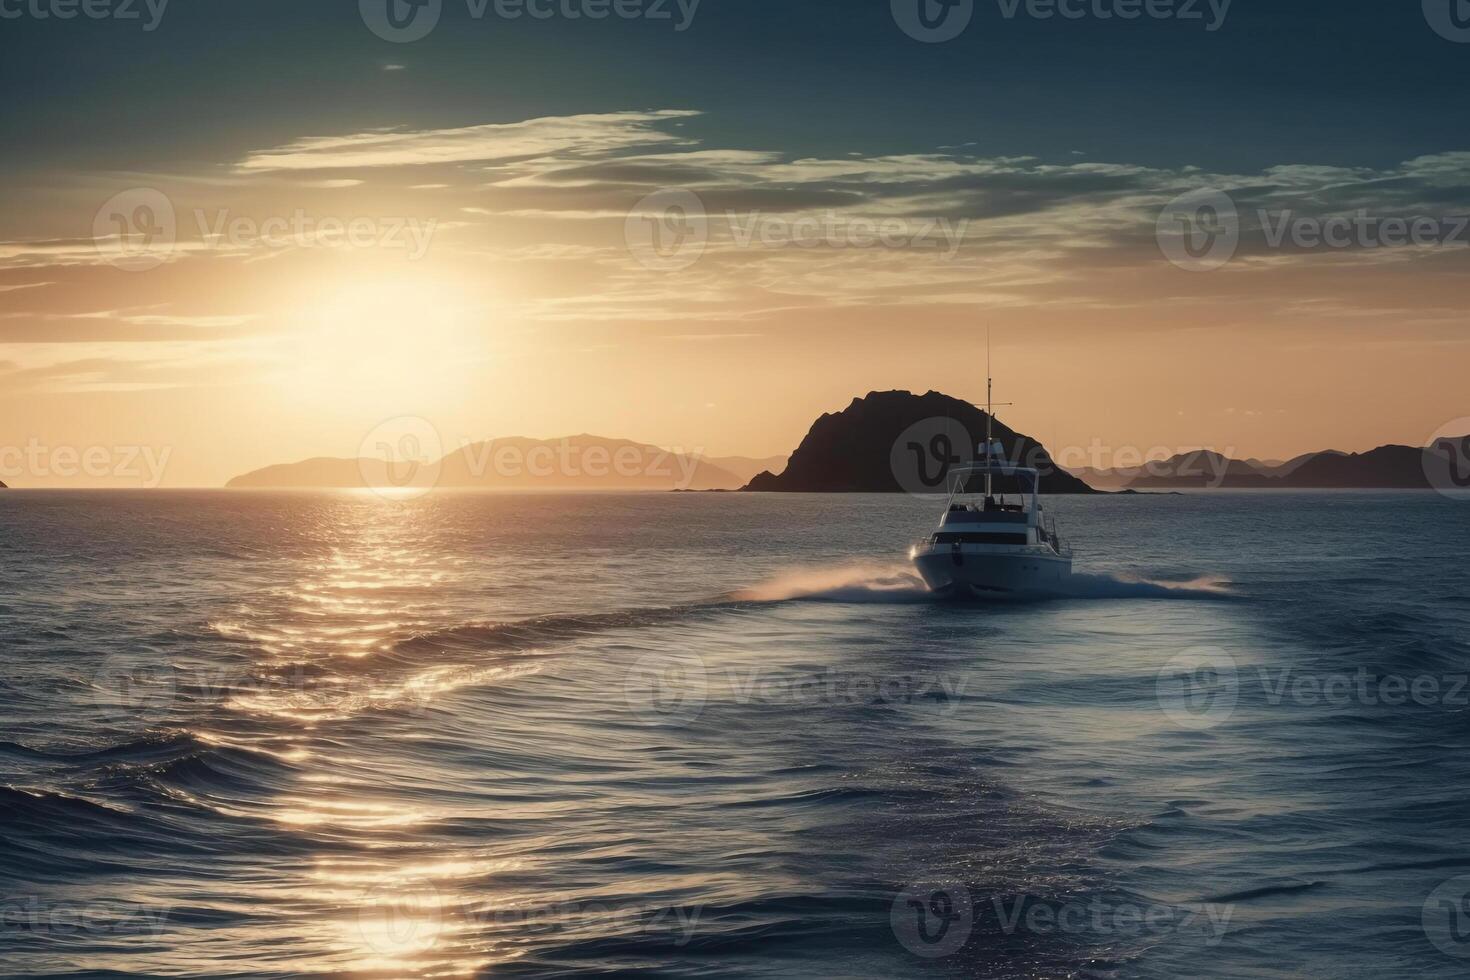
(3, 490, 1470, 978)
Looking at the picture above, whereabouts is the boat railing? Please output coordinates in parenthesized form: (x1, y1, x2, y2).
(1042, 512, 1073, 558)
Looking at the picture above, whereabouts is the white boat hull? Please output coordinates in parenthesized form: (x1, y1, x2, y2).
(913, 548, 1073, 599)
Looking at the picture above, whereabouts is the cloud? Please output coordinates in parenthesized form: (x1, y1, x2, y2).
(658, 332, 762, 341)
(235, 110, 700, 172)
(0, 310, 261, 344)
(0, 353, 256, 393)
(8, 108, 1468, 368)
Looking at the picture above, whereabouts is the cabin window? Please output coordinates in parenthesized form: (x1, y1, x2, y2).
(934, 532, 1029, 546)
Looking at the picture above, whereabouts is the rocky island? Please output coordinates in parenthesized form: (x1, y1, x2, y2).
(742, 390, 1096, 493)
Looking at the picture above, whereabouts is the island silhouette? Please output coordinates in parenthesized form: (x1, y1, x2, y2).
(227, 435, 783, 491)
(743, 390, 1094, 493)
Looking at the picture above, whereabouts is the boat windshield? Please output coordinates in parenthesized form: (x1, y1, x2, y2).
(942, 466, 1040, 520)
(946, 495, 1028, 515)
(949, 468, 1038, 498)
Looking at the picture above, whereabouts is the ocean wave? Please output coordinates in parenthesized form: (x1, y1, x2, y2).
(0, 730, 201, 765)
(0, 785, 139, 831)
(394, 604, 726, 656)
(1205, 880, 1326, 904)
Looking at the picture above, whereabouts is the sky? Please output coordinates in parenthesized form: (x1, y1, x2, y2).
(1, 0, 1468, 486)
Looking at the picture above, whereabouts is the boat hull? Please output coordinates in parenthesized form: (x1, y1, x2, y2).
(913, 548, 1073, 599)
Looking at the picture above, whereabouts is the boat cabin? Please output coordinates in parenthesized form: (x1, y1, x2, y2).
(929, 462, 1065, 553)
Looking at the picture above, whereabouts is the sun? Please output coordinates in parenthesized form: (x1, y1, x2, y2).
(275, 276, 486, 412)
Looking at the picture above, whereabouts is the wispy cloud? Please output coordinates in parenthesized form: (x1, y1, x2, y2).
(6, 108, 1468, 395)
(235, 110, 700, 172)
(0, 309, 262, 344)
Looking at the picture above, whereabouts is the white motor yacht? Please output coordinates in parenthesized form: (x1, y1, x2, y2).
(910, 375, 1073, 598)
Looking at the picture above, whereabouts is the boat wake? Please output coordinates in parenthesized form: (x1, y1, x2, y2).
(1059, 571, 1233, 599)
(733, 564, 1232, 604)
(732, 564, 934, 604)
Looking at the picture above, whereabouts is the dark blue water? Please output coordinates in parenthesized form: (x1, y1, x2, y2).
(2, 490, 1469, 978)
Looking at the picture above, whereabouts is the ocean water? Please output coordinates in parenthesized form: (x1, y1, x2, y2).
(2, 490, 1470, 979)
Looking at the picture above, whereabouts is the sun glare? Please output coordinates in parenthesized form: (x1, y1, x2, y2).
(276, 278, 486, 412)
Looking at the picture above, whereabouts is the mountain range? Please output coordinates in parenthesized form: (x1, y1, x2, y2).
(223, 392, 1462, 493)
(226, 436, 784, 491)
(1073, 445, 1454, 490)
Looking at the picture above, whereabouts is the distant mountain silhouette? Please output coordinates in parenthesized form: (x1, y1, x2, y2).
(704, 454, 788, 485)
(226, 457, 368, 489)
(742, 390, 1096, 493)
(436, 436, 743, 490)
(1079, 444, 1459, 489)
(1121, 450, 1278, 489)
(226, 436, 761, 491)
(1277, 445, 1442, 488)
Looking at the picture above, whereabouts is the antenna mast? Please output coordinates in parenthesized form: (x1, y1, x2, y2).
(980, 328, 1014, 500)
(986, 328, 993, 500)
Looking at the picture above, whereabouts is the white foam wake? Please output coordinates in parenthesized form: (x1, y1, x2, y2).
(732, 563, 933, 603)
(733, 564, 1231, 604)
(1058, 571, 1232, 599)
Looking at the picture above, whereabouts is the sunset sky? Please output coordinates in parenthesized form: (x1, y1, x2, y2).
(2, 0, 1467, 486)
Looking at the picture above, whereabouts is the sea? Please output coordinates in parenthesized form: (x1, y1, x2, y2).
(2, 489, 1469, 979)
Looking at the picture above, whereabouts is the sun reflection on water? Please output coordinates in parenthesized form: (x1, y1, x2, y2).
(199, 499, 519, 977)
